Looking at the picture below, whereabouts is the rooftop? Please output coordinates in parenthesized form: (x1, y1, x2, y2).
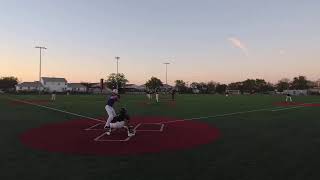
(41, 77, 67, 83)
(16, 81, 43, 87)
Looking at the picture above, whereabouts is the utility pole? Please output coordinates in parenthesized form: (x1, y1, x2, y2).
(163, 62, 170, 85)
(115, 56, 120, 90)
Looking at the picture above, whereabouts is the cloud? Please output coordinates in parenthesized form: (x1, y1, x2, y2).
(228, 37, 249, 56)
(279, 49, 286, 55)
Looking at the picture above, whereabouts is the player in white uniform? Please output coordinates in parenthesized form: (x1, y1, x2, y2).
(51, 91, 56, 101)
(286, 93, 293, 102)
(104, 89, 120, 131)
(146, 90, 151, 100)
(155, 89, 159, 103)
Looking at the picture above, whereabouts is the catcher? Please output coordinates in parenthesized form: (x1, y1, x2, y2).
(106, 107, 136, 137)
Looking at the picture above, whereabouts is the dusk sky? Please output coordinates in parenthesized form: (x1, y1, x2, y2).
(1, 0, 319, 85)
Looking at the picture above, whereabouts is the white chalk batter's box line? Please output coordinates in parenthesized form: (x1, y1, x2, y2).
(84, 123, 105, 131)
(133, 123, 165, 132)
(91, 122, 165, 142)
(85, 122, 165, 132)
(94, 132, 131, 142)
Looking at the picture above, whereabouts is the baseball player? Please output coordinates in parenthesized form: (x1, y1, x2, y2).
(171, 89, 176, 101)
(104, 89, 120, 133)
(108, 107, 135, 137)
(286, 93, 293, 102)
(155, 88, 159, 103)
(51, 91, 56, 101)
(146, 89, 151, 100)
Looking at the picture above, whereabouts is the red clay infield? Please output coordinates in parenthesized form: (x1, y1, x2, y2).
(20, 117, 220, 156)
(274, 102, 320, 107)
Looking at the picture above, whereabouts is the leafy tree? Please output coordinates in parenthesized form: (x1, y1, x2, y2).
(174, 80, 187, 93)
(228, 82, 243, 91)
(190, 82, 200, 90)
(242, 79, 257, 93)
(106, 73, 128, 90)
(199, 82, 208, 93)
(291, 76, 309, 89)
(276, 78, 290, 92)
(216, 84, 227, 94)
(0, 76, 18, 91)
(265, 82, 275, 92)
(228, 79, 273, 93)
(255, 79, 274, 92)
(145, 77, 163, 90)
(255, 79, 266, 92)
(207, 81, 217, 93)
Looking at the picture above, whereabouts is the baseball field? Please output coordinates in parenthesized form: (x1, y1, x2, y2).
(1, 94, 320, 180)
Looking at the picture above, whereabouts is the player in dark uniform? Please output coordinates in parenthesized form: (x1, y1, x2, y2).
(171, 89, 176, 101)
(109, 107, 135, 137)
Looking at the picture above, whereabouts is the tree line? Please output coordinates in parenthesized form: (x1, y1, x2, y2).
(175, 76, 317, 94)
(0, 74, 318, 94)
(104, 74, 318, 94)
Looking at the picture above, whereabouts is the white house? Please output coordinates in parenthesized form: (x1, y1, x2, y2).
(41, 77, 67, 92)
(159, 84, 173, 92)
(67, 83, 87, 93)
(308, 80, 320, 94)
(316, 80, 320, 88)
(16, 82, 44, 92)
(283, 89, 308, 96)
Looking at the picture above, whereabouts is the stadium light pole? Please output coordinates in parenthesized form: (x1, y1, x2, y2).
(115, 56, 120, 90)
(163, 62, 170, 85)
(35, 46, 47, 94)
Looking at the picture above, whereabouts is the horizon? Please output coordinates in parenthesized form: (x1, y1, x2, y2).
(13, 75, 320, 86)
(1, 1, 320, 85)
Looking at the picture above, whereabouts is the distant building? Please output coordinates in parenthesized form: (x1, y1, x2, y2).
(88, 83, 112, 94)
(124, 84, 146, 92)
(226, 89, 241, 95)
(41, 77, 67, 92)
(283, 89, 308, 96)
(308, 80, 320, 94)
(192, 88, 200, 94)
(316, 80, 320, 88)
(15, 81, 44, 92)
(160, 84, 173, 92)
(67, 83, 87, 93)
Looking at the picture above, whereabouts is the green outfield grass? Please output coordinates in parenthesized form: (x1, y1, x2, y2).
(1, 94, 320, 180)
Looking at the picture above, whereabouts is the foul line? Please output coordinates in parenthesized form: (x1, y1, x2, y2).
(164, 106, 291, 124)
(7, 98, 105, 123)
(7, 97, 318, 125)
(271, 106, 304, 112)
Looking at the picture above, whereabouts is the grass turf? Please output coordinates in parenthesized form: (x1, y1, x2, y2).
(1, 94, 320, 180)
